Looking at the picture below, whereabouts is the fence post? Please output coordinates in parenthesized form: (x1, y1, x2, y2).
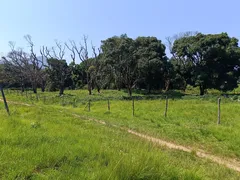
(72, 98, 75, 108)
(164, 96, 168, 118)
(88, 100, 91, 112)
(217, 98, 221, 125)
(43, 96, 46, 104)
(108, 99, 110, 111)
(132, 98, 135, 116)
(36, 93, 39, 101)
(0, 86, 10, 115)
(62, 96, 64, 106)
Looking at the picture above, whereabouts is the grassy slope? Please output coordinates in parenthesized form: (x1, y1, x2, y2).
(0, 103, 240, 179)
(5, 89, 240, 159)
(66, 97, 240, 159)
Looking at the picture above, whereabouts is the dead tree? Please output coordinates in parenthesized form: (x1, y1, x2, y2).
(65, 40, 77, 89)
(65, 36, 92, 95)
(92, 45, 105, 93)
(24, 35, 46, 93)
(2, 42, 29, 92)
(41, 41, 68, 95)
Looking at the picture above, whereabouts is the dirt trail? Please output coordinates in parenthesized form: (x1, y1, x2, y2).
(0, 99, 32, 107)
(2, 99, 240, 173)
(127, 130, 240, 172)
(73, 113, 240, 173)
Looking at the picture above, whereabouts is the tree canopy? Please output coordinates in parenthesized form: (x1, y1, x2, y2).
(1, 32, 240, 96)
(172, 33, 240, 95)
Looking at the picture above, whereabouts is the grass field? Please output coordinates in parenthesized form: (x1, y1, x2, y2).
(1, 88, 240, 179)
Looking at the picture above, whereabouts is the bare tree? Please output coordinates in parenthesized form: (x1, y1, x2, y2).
(24, 35, 47, 93)
(2, 42, 29, 92)
(41, 41, 69, 95)
(65, 35, 92, 95)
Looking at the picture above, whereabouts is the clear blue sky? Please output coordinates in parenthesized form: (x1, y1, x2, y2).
(0, 0, 239, 63)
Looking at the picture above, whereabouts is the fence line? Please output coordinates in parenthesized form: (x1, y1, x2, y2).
(4, 89, 240, 123)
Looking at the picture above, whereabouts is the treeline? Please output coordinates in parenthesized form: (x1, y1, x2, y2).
(0, 32, 240, 96)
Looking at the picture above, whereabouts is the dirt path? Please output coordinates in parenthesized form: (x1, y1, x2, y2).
(0, 99, 32, 107)
(2, 99, 240, 173)
(72, 113, 240, 173)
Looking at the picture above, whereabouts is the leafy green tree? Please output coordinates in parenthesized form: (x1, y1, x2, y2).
(101, 34, 138, 96)
(46, 58, 70, 95)
(101, 36, 123, 91)
(172, 33, 240, 95)
(135, 36, 167, 92)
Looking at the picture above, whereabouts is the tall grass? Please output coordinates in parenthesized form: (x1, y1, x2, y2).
(3, 89, 240, 159)
(0, 103, 240, 179)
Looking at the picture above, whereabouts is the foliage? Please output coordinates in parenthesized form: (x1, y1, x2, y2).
(46, 58, 71, 95)
(2, 32, 240, 96)
(172, 33, 240, 95)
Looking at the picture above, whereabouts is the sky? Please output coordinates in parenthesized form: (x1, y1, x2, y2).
(0, 0, 239, 63)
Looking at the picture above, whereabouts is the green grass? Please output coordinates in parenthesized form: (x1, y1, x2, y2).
(2, 89, 240, 179)
(5, 89, 240, 158)
(66, 98, 240, 159)
(0, 103, 240, 179)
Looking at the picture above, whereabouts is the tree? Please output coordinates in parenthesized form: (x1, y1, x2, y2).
(135, 36, 167, 92)
(166, 31, 198, 91)
(24, 35, 46, 93)
(101, 36, 123, 91)
(2, 42, 30, 92)
(101, 34, 138, 96)
(65, 36, 93, 95)
(0, 64, 6, 85)
(41, 41, 70, 95)
(172, 33, 240, 95)
(46, 58, 70, 95)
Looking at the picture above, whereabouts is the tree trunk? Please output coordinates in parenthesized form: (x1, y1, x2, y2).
(21, 84, 25, 93)
(165, 79, 170, 92)
(115, 80, 121, 91)
(128, 87, 132, 97)
(59, 86, 64, 96)
(200, 85, 205, 96)
(88, 86, 92, 95)
(41, 81, 46, 92)
(97, 85, 101, 94)
(87, 73, 92, 95)
(147, 84, 151, 94)
(33, 86, 37, 94)
(41, 86, 45, 92)
(88, 82, 92, 95)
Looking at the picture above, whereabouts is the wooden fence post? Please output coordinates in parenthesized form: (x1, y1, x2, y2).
(43, 96, 46, 104)
(132, 98, 135, 116)
(88, 100, 91, 112)
(36, 94, 39, 101)
(164, 96, 168, 118)
(217, 98, 221, 125)
(62, 96, 64, 106)
(25, 91, 28, 98)
(108, 99, 110, 111)
(72, 98, 75, 108)
(0, 86, 10, 115)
